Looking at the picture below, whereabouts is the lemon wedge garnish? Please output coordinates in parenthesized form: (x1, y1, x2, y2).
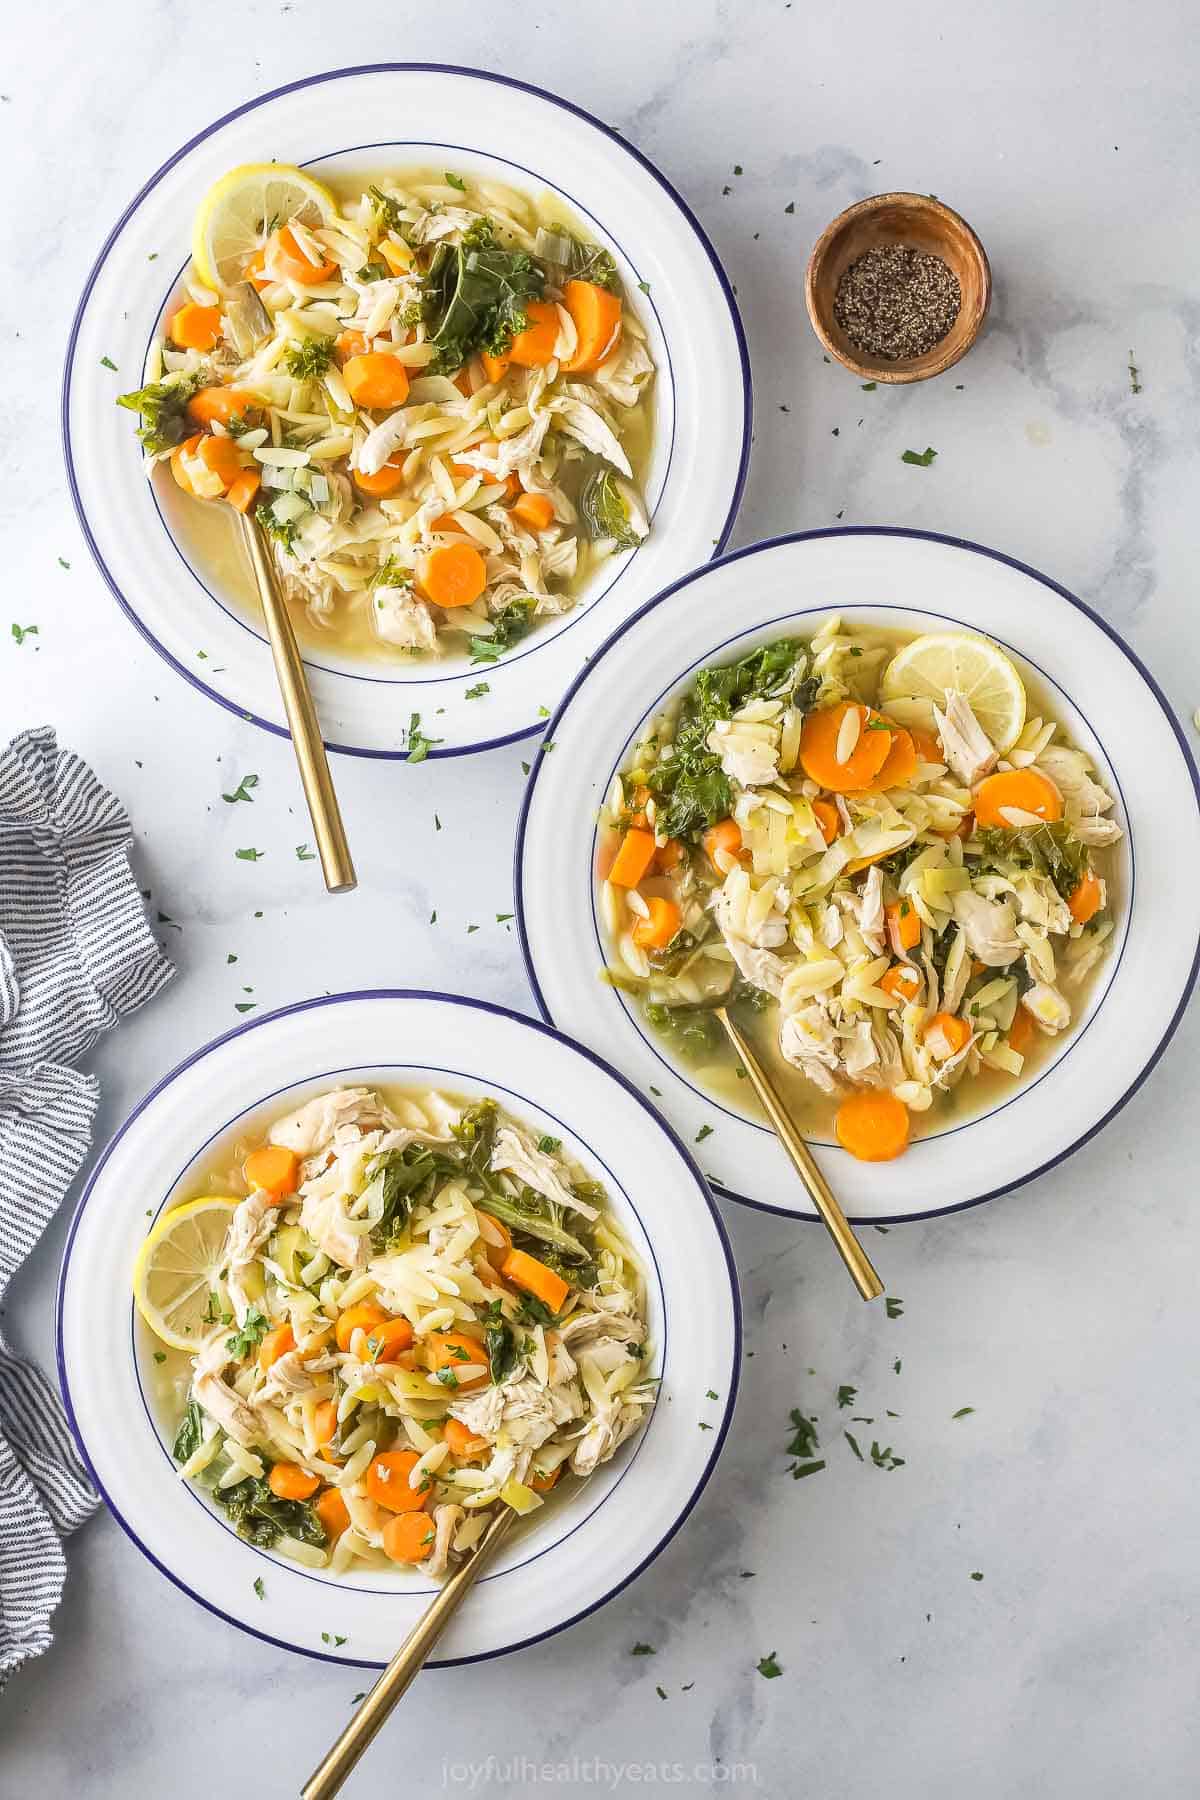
(191, 162, 338, 291)
(133, 1195, 239, 1349)
(879, 631, 1027, 753)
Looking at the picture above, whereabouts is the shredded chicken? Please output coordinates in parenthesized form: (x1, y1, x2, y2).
(373, 585, 437, 650)
(224, 1190, 273, 1325)
(269, 1087, 386, 1156)
(490, 1125, 598, 1220)
(951, 890, 1024, 967)
(933, 690, 998, 786)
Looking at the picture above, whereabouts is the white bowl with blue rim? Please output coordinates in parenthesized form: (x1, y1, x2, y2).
(516, 528, 1200, 1222)
(56, 990, 739, 1665)
(63, 64, 750, 759)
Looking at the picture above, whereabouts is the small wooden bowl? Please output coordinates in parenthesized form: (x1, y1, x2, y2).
(805, 192, 991, 384)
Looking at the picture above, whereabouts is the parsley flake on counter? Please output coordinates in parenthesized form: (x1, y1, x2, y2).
(970, 1571, 984, 1582)
(235, 848, 263, 861)
(952, 1406, 975, 1420)
(223, 774, 258, 804)
(861, 381, 877, 391)
(844, 1430, 863, 1461)
(901, 446, 937, 467)
(11, 623, 38, 644)
(57, 557, 70, 569)
(885, 1297, 904, 1318)
(465, 681, 490, 699)
(235, 1002, 256, 1014)
(321, 1631, 348, 1647)
(296, 844, 316, 861)
(656, 1685, 668, 1700)
(869, 1441, 904, 1471)
(631, 1642, 656, 1656)
(791, 1459, 826, 1479)
(836, 1385, 857, 1409)
(1128, 351, 1142, 394)
(706, 1389, 718, 1401)
(786, 1408, 819, 1461)
(100, 355, 118, 370)
(757, 1652, 783, 1679)
(253, 1577, 265, 1600)
(695, 1124, 713, 1143)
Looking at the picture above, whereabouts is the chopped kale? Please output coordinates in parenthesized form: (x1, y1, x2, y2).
(421, 216, 544, 372)
(116, 368, 209, 455)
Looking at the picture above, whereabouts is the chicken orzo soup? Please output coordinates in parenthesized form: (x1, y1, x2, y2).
(118, 163, 655, 667)
(135, 1085, 654, 1576)
(597, 616, 1122, 1161)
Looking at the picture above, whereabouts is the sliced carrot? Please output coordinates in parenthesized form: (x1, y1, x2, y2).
(187, 386, 261, 429)
(430, 512, 464, 534)
(243, 248, 273, 292)
(973, 769, 1063, 828)
(268, 1461, 320, 1501)
(530, 1464, 562, 1493)
(631, 895, 682, 950)
(886, 898, 921, 952)
(924, 1012, 971, 1059)
(653, 837, 686, 873)
(169, 303, 221, 352)
(500, 1248, 570, 1314)
(258, 1323, 296, 1372)
(334, 1302, 389, 1354)
(363, 1316, 415, 1363)
(608, 827, 657, 888)
(383, 1511, 437, 1562)
(194, 433, 243, 491)
(911, 727, 943, 764)
(879, 963, 922, 1005)
(703, 818, 743, 867)
(812, 798, 840, 845)
(1069, 869, 1103, 924)
(343, 352, 410, 410)
(244, 1143, 300, 1201)
(225, 469, 261, 514)
(480, 349, 510, 383)
(419, 541, 487, 609)
(353, 459, 406, 498)
(835, 1090, 910, 1162)
(365, 1450, 428, 1513)
(313, 1398, 340, 1451)
(169, 433, 205, 497)
(799, 702, 892, 793)
(336, 330, 370, 362)
(270, 224, 337, 285)
(477, 1211, 513, 1271)
(425, 1332, 489, 1387)
(510, 491, 555, 532)
(507, 298, 560, 367)
(561, 280, 622, 373)
(868, 725, 918, 792)
(315, 1486, 350, 1541)
(1008, 1005, 1035, 1055)
(452, 368, 474, 398)
(443, 1417, 489, 1461)
(377, 238, 410, 277)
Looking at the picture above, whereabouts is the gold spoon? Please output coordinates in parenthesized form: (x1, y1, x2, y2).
(714, 1006, 884, 1301)
(301, 1507, 516, 1799)
(239, 511, 356, 894)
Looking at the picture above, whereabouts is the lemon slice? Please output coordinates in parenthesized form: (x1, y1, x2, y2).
(191, 162, 338, 291)
(879, 632, 1027, 752)
(133, 1195, 239, 1349)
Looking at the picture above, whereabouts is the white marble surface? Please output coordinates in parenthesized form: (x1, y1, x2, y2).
(4, 3, 1199, 1794)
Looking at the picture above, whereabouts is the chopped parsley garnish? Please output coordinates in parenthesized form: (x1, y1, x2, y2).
(464, 681, 490, 699)
(970, 1571, 984, 1581)
(844, 1430, 864, 1461)
(222, 774, 258, 804)
(901, 446, 937, 467)
(885, 1297, 904, 1319)
(756, 1652, 783, 1679)
(235, 847, 264, 862)
(225, 1308, 269, 1359)
(445, 171, 467, 191)
(253, 1577, 265, 1599)
(631, 1642, 656, 1656)
(952, 1406, 975, 1419)
(836, 1385, 857, 1409)
(695, 1124, 714, 1144)
(296, 844, 316, 861)
(282, 337, 335, 379)
(405, 713, 442, 763)
(321, 1631, 348, 1646)
(536, 1134, 561, 1154)
(10, 623, 38, 645)
(100, 355, 118, 370)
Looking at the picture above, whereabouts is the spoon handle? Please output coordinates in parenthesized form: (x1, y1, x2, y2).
(716, 1008, 884, 1301)
(301, 1508, 517, 1800)
(239, 513, 356, 894)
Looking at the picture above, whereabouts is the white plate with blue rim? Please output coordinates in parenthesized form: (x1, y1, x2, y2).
(516, 528, 1200, 1223)
(56, 990, 739, 1666)
(63, 64, 750, 759)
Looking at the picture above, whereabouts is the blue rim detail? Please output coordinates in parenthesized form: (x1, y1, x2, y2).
(55, 989, 742, 1668)
(583, 600, 1131, 1146)
(143, 138, 675, 688)
(131, 1056, 668, 1595)
(515, 526, 1200, 1224)
(61, 64, 751, 760)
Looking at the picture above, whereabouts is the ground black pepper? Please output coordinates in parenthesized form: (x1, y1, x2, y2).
(834, 244, 961, 360)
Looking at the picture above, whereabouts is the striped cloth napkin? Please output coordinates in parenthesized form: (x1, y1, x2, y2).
(0, 727, 174, 1688)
